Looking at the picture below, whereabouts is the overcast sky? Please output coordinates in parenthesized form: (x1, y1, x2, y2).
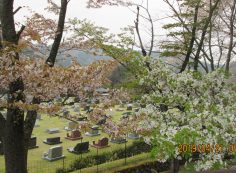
(14, 0, 172, 48)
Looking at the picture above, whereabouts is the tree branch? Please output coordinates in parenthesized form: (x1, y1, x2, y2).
(179, 1, 200, 73)
(193, 0, 221, 70)
(13, 6, 22, 15)
(16, 25, 26, 42)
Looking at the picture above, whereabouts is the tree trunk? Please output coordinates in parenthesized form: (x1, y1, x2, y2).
(193, 0, 221, 71)
(169, 159, 179, 173)
(225, 0, 236, 72)
(46, 0, 68, 67)
(180, 2, 200, 73)
(4, 108, 27, 173)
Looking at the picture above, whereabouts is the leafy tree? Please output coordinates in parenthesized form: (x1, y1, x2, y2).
(161, 0, 224, 72)
(0, 1, 116, 173)
(136, 58, 236, 172)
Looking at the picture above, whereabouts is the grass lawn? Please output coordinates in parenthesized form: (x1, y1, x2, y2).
(75, 153, 153, 173)
(0, 104, 146, 173)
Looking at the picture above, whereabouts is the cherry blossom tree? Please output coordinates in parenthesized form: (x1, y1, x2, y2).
(0, 1, 116, 173)
(135, 58, 236, 172)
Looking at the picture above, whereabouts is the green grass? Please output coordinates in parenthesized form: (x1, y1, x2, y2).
(0, 105, 142, 173)
(74, 153, 153, 173)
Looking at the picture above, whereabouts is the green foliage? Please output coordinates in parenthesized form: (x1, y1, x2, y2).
(56, 141, 152, 173)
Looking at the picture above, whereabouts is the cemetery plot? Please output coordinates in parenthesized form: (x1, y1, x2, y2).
(65, 129, 83, 140)
(91, 137, 110, 149)
(85, 125, 101, 137)
(46, 128, 60, 134)
(110, 136, 127, 144)
(67, 141, 90, 154)
(28, 137, 39, 149)
(42, 145, 65, 161)
(0, 103, 144, 173)
(43, 137, 62, 145)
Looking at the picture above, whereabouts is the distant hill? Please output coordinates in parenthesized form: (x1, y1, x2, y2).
(21, 46, 112, 66)
(21, 46, 236, 83)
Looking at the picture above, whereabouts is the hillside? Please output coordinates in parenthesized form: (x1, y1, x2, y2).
(21, 46, 112, 66)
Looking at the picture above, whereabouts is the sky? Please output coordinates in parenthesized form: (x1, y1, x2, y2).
(14, 0, 172, 48)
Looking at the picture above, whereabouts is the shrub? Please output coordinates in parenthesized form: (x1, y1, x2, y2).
(56, 140, 152, 173)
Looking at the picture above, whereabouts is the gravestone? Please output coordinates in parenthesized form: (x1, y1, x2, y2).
(34, 120, 40, 127)
(65, 129, 83, 140)
(28, 136, 39, 149)
(67, 141, 89, 154)
(37, 113, 42, 120)
(110, 137, 127, 144)
(42, 145, 65, 161)
(85, 125, 100, 136)
(128, 132, 140, 139)
(127, 104, 133, 111)
(46, 128, 60, 134)
(91, 137, 109, 149)
(43, 137, 62, 145)
(65, 121, 78, 131)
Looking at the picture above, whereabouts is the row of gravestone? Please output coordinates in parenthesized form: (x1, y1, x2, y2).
(0, 133, 139, 157)
(42, 136, 126, 161)
(43, 127, 140, 144)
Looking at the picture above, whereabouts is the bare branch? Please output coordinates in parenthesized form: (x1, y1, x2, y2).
(16, 25, 26, 42)
(13, 6, 22, 15)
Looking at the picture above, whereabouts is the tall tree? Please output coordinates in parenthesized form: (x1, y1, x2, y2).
(162, 0, 223, 73)
(0, 0, 28, 173)
(46, 0, 69, 67)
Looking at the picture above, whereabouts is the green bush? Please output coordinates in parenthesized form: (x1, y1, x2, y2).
(56, 141, 151, 173)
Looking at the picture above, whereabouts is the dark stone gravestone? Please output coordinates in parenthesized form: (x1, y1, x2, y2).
(67, 141, 89, 154)
(28, 136, 39, 149)
(43, 137, 62, 145)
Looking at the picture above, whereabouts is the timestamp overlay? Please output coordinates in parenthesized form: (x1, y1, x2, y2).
(178, 144, 236, 153)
